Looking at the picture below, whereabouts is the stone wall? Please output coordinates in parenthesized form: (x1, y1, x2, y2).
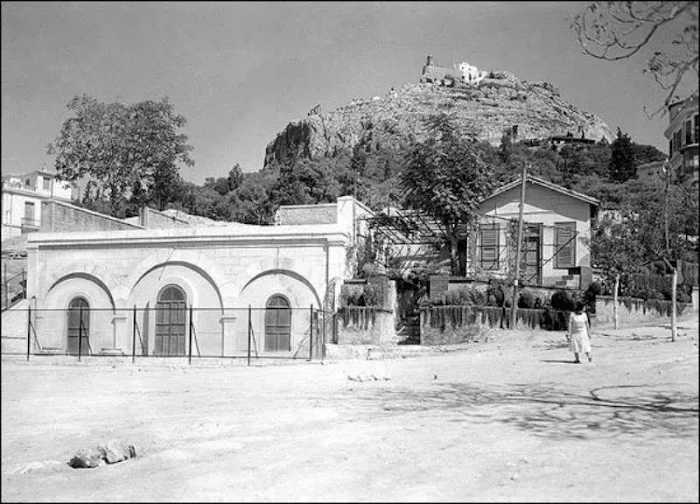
(40, 200, 143, 233)
(335, 308, 394, 345)
(420, 305, 570, 345)
(140, 207, 189, 229)
(25, 224, 350, 356)
(594, 295, 688, 326)
(276, 204, 337, 225)
(0, 299, 29, 354)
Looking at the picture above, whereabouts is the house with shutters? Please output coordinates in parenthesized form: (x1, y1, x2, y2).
(466, 175, 598, 289)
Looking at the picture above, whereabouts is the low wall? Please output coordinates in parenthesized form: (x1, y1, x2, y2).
(335, 307, 395, 345)
(420, 305, 570, 345)
(140, 207, 190, 229)
(594, 296, 689, 326)
(40, 200, 143, 233)
(1, 300, 29, 354)
(276, 204, 337, 225)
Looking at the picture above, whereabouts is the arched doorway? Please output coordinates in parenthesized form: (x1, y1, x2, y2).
(67, 297, 90, 355)
(265, 295, 291, 352)
(155, 285, 187, 356)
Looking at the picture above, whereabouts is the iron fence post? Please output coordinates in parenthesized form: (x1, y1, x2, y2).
(333, 312, 337, 344)
(309, 305, 313, 361)
(26, 306, 31, 361)
(78, 306, 83, 362)
(247, 305, 252, 367)
(188, 306, 193, 365)
(132, 306, 137, 364)
(322, 310, 326, 362)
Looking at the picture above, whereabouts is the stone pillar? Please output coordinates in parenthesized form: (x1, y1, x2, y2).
(102, 313, 127, 355)
(430, 275, 450, 298)
(219, 311, 238, 357)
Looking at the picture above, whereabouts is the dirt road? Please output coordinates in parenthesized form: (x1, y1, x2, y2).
(2, 316, 698, 502)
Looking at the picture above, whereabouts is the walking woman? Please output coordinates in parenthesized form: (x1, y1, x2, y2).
(567, 301, 592, 363)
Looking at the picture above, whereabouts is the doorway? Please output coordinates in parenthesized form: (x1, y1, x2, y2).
(265, 295, 291, 352)
(67, 297, 90, 355)
(155, 285, 187, 356)
(522, 224, 542, 285)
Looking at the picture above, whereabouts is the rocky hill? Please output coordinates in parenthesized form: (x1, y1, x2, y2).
(264, 71, 614, 168)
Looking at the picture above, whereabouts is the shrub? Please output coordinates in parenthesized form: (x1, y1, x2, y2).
(677, 290, 692, 304)
(487, 279, 509, 307)
(457, 287, 473, 305)
(469, 288, 487, 307)
(361, 263, 378, 277)
(430, 293, 446, 306)
(418, 294, 431, 308)
(361, 284, 381, 306)
(340, 287, 362, 307)
(583, 284, 598, 313)
(518, 289, 536, 309)
(551, 290, 576, 311)
(542, 308, 569, 331)
(455, 286, 487, 306)
(587, 281, 603, 296)
(444, 290, 461, 306)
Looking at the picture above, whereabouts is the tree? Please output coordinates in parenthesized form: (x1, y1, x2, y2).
(227, 163, 243, 192)
(400, 114, 495, 275)
(608, 128, 637, 182)
(572, 1, 699, 116)
(48, 95, 194, 216)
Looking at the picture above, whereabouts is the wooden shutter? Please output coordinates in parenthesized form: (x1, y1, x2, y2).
(555, 222, 576, 268)
(480, 223, 500, 270)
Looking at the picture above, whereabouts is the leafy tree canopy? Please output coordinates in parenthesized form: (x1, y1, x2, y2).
(48, 95, 194, 216)
(399, 114, 496, 275)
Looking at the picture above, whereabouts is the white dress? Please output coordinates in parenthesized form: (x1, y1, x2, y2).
(568, 312, 591, 354)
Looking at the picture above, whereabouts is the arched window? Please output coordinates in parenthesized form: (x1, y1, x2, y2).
(155, 285, 187, 356)
(265, 295, 291, 352)
(67, 297, 90, 355)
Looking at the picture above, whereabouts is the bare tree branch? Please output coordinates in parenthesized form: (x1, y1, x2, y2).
(572, 1, 699, 116)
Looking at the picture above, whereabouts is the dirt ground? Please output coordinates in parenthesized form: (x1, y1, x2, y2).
(2, 315, 698, 502)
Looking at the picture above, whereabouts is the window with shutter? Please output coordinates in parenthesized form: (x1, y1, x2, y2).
(480, 223, 500, 270)
(555, 222, 576, 269)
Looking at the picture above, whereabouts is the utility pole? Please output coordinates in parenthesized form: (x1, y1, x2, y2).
(661, 256, 678, 342)
(510, 163, 528, 329)
(661, 161, 677, 342)
(664, 161, 670, 251)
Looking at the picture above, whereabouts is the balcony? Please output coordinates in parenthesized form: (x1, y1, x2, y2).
(20, 218, 41, 231)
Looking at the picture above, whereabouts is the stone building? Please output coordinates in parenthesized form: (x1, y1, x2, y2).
(1, 169, 75, 239)
(665, 93, 698, 185)
(20, 196, 372, 357)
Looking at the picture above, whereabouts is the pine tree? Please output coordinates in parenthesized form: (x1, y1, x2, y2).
(607, 128, 637, 182)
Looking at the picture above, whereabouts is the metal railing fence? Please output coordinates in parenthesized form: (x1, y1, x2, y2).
(1, 269, 26, 310)
(2, 305, 333, 365)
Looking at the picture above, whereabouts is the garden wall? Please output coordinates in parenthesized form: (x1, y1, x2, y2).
(335, 308, 395, 345)
(594, 295, 688, 326)
(420, 305, 570, 345)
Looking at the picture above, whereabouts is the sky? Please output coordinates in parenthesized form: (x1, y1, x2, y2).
(2, 1, 695, 184)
